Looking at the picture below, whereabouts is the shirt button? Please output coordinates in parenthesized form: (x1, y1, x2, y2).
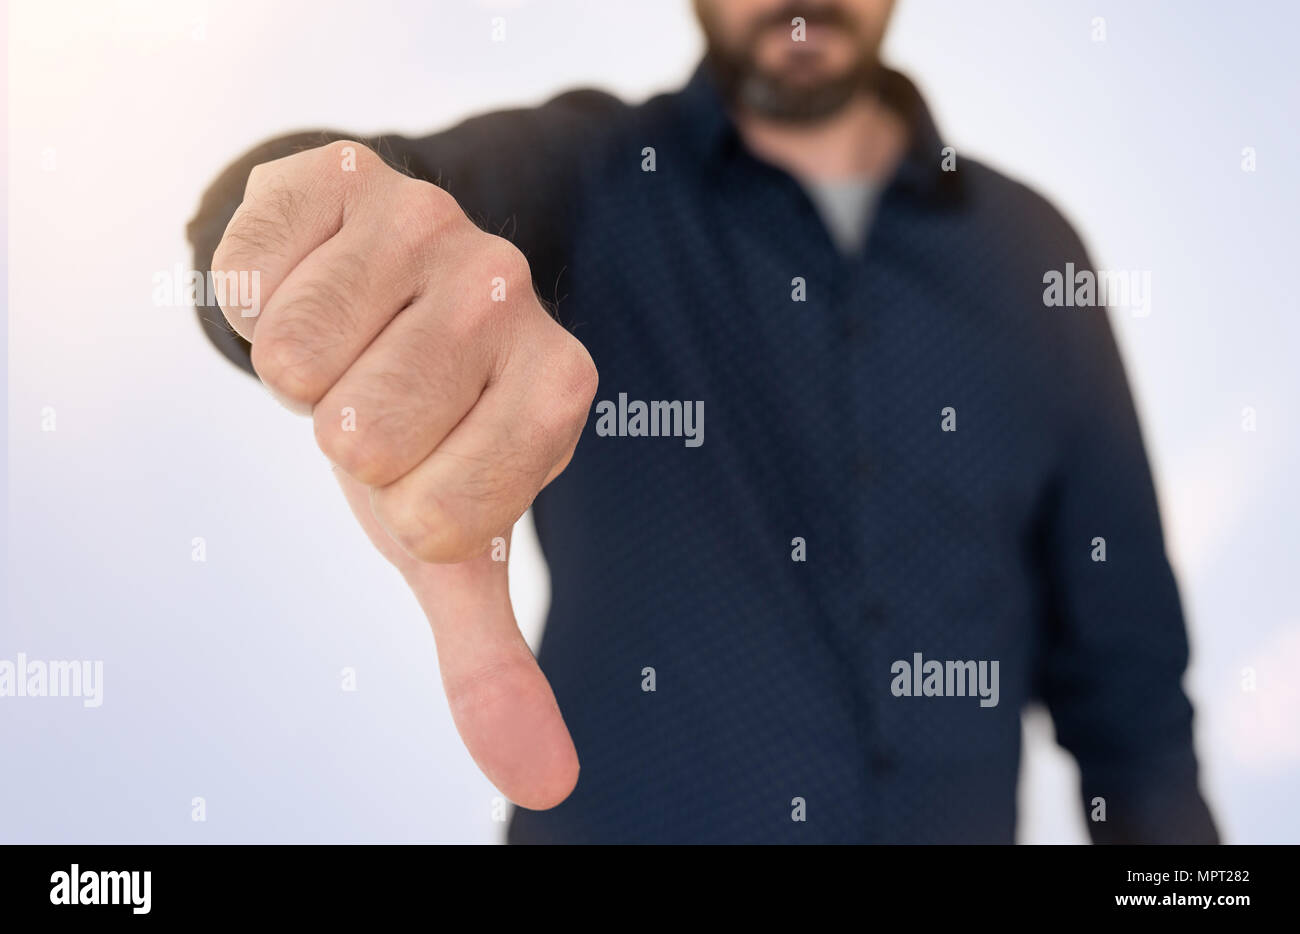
(863, 603, 886, 627)
(871, 750, 897, 775)
(855, 455, 873, 478)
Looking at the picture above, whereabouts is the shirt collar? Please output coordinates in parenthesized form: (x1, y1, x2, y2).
(679, 57, 963, 207)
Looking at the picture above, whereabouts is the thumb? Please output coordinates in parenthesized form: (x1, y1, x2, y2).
(334, 469, 580, 810)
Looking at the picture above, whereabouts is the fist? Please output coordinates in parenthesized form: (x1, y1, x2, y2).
(212, 140, 597, 564)
(211, 140, 594, 809)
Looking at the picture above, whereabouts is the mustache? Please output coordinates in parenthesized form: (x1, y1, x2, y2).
(752, 2, 858, 36)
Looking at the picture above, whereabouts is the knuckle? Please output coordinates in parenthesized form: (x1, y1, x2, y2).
(392, 180, 465, 262)
(313, 404, 383, 484)
(328, 140, 386, 194)
(305, 139, 376, 176)
(244, 160, 268, 194)
(315, 388, 421, 487)
(329, 138, 376, 165)
(250, 318, 330, 404)
(244, 147, 317, 196)
(312, 405, 352, 464)
(547, 338, 599, 428)
(516, 410, 574, 481)
(401, 179, 460, 226)
(369, 486, 430, 558)
(562, 339, 600, 406)
(242, 152, 303, 199)
(480, 235, 532, 293)
(371, 484, 475, 563)
(448, 235, 533, 341)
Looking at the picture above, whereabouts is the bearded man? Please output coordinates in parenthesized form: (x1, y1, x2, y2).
(189, 1, 1218, 844)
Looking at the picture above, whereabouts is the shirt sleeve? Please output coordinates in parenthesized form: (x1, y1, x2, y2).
(1035, 282, 1219, 844)
(186, 89, 623, 375)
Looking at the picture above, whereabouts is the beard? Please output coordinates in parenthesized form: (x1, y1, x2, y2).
(698, 2, 886, 123)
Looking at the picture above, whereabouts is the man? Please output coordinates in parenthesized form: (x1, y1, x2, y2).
(189, 0, 1218, 843)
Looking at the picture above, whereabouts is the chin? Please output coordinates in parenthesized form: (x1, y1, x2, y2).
(768, 62, 850, 91)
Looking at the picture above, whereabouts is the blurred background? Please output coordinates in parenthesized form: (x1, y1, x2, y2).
(3, 0, 1297, 843)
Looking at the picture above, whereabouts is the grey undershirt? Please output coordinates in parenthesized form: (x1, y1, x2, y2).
(799, 177, 878, 256)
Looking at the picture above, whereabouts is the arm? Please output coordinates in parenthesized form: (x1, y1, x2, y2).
(1036, 299, 1218, 843)
(184, 91, 621, 809)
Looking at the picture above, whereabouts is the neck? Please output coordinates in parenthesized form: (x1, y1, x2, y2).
(734, 91, 908, 183)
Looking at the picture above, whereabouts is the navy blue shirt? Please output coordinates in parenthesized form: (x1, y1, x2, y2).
(190, 62, 1218, 844)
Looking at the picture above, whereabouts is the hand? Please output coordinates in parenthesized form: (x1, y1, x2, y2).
(211, 140, 596, 809)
